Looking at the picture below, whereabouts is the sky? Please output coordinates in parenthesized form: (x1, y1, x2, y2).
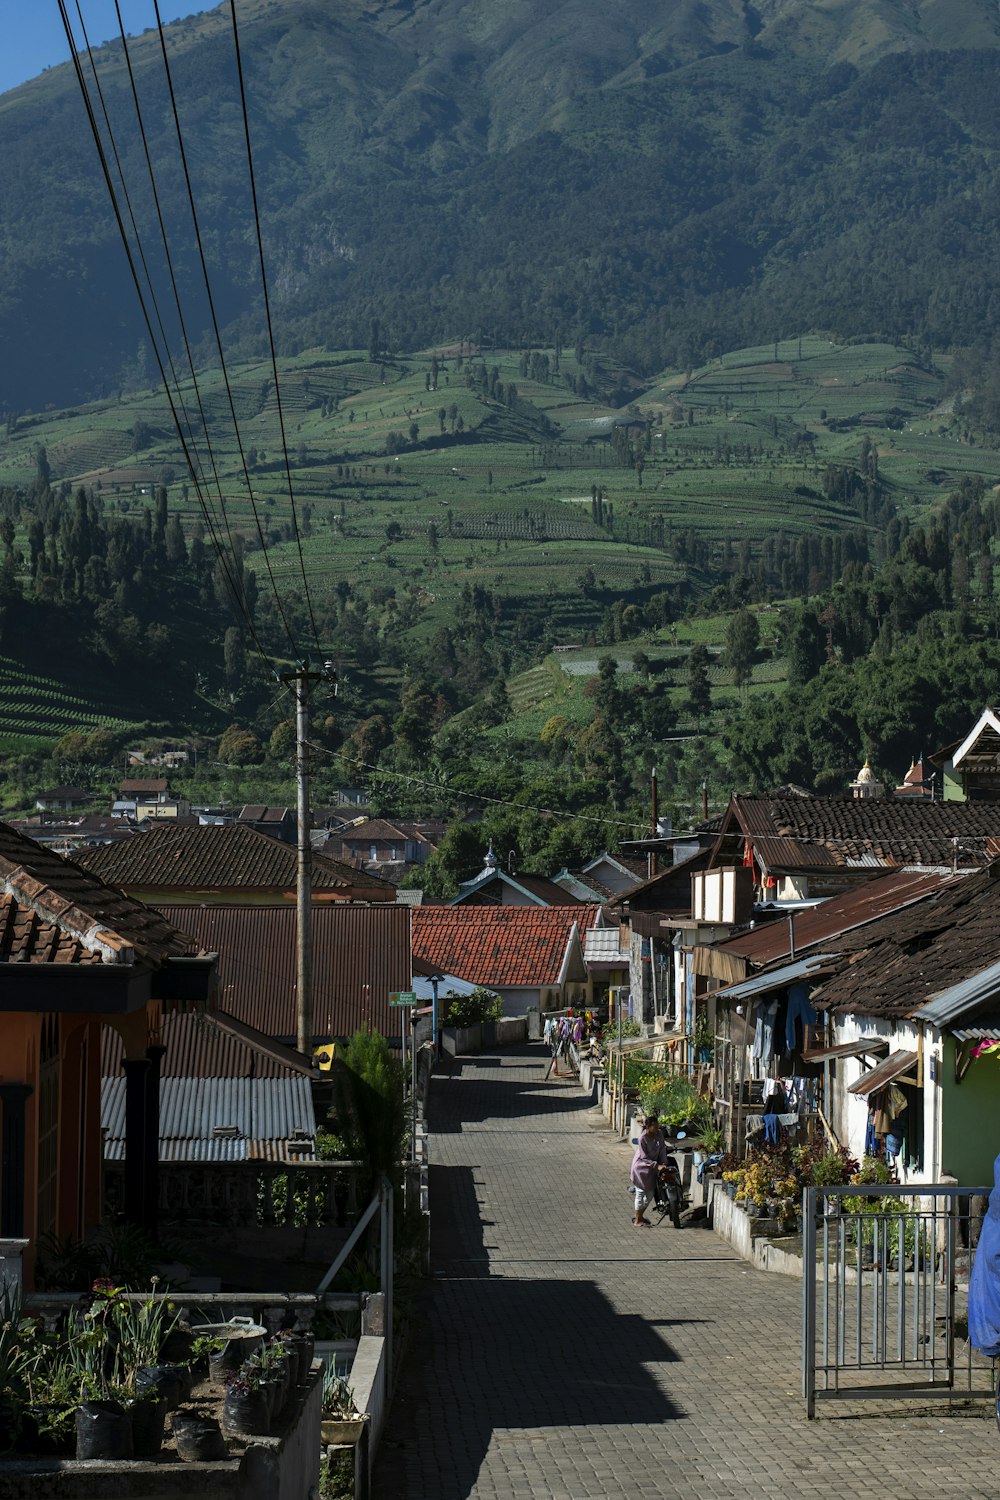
(0, 2, 217, 96)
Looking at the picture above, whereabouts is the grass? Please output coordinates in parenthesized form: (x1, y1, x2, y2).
(0, 334, 991, 677)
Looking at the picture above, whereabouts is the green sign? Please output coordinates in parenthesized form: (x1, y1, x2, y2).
(389, 991, 417, 1006)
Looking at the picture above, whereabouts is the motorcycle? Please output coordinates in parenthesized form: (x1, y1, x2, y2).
(654, 1159, 683, 1228)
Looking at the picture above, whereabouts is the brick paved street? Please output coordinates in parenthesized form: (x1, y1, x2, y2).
(373, 1047, 999, 1498)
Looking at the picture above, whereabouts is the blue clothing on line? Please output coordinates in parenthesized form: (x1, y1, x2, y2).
(785, 982, 816, 1052)
(762, 1114, 781, 1145)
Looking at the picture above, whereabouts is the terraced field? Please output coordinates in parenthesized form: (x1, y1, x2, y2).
(0, 658, 145, 751)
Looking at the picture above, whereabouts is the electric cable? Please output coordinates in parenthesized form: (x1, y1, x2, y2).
(56, 0, 275, 679)
(229, 0, 323, 659)
(104, 0, 258, 630)
(150, 0, 301, 659)
(304, 739, 652, 833)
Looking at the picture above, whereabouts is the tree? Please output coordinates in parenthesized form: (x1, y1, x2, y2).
(786, 608, 826, 686)
(725, 608, 760, 690)
(223, 626, 246, 688)
(686, 644, 712, 724)
(269, 719, 296, 760)
(218, 724, 264, 764)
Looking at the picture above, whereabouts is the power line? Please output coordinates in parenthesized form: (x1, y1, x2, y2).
(229, 0, 323, 660)
(105, 0, 260, 637)
(305, 740, 651, 833)
(56, 0, 274, 677)
(150, 0, 300, 659)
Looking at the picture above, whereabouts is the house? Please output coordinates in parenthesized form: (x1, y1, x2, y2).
(894, 756, 935, 800)
(708, 791, 1000, 900)
(931, 707, 1000, 802)
(411, 905, 598, 1015)
(450, 846, 586, 907)
(331, 817, 444, 881)
(125, 745, 192, 769)
(73, 822, 394, 905)
(34, 787, 91, 814)
(607, 846, 714, 1028)
(551, 851, 647, 902)
(115, 778, 191, 822)
(152, 901, 412, 1045)
(238, 805, 296, 843)
(802, 866, 1000, 1186)
(0, 820, 216, 1287)
(694, 869, 958, 1156)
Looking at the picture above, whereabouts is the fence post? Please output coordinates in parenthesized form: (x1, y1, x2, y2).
(802, 1186, 817, 1418)
(380, 1175, 393, 1379)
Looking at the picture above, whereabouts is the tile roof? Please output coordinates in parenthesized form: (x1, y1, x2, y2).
(0, 820, 198, 967)
(726, 795, 1000, 869)
(74, 821, 391, 894)
(412, 906, 597, 987)
(120, 779, 169, 794)
(810, 863, 1000, 1020)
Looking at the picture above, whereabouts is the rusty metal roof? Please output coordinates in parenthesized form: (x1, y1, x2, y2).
(718, 870, 957, 966)
(847, 1050, 920, 1095)
(812, 864, 1000, 1019)
(74, 822, 391, 895)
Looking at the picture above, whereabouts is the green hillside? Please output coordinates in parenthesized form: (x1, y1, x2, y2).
(6, 3, 1000, 410)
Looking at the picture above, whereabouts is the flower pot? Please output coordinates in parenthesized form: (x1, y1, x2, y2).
(171, 1409, 227, 1463)
(15, 1405, 74, 1458)
(159, 1328, 195, 1365)
(76, 1399, 133, 1461)
(129, 1395, 166, 1459)
(222, 1388, 270, 1438)
(320, 1416, 367, 1445)
(287, 1334, 315, 1385)
(196, 1320, 266, 1381)
(724, 1183, 736, 1200)
(261, 1378, 282, 1424)
(744, 1199, 759, 1217)
(136, 1364, 185, 1411)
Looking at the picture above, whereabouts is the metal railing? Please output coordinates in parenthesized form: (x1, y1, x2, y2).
(104, 1159, 366, 1228)
(802, 1183, 995, 1417)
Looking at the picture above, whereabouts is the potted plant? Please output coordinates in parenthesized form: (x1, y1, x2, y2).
(320, 1369, 367, 1445)
(222, 1365, 270, 1438)
(741, 1161, 769, 1217)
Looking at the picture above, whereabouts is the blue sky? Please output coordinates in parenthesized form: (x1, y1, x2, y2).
(0, 3, 217, 96)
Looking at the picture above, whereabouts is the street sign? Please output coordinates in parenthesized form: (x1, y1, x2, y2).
(389, 991, 417, 1006)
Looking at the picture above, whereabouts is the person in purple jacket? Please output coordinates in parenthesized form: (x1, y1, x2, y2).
(630, 1114, 668, 1227)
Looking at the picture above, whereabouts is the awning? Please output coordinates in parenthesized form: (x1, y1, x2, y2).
(711, 953, 838, 1003)
(913, 957, 1000, 1030)
(803, 1037, 889, 1063)
(847, 1050, 920, 1096)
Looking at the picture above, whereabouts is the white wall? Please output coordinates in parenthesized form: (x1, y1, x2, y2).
(827, 1014, 936, 1183)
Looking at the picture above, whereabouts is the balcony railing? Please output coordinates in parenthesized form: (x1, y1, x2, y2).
(104, 1159, 368, 1229)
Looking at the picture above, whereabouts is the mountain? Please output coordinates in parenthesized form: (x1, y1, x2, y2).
(5, 0, 1000, 410)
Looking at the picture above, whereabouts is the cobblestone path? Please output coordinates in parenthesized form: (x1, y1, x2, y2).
(372, 1047, 998, 1499)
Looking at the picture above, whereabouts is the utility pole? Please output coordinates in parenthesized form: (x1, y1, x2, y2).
(281, 663, 332, 1055)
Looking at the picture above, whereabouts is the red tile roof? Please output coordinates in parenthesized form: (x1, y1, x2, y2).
(412, 906, 598, 987)
(74, 822, 391, 895)
(120, 779, 169, 794)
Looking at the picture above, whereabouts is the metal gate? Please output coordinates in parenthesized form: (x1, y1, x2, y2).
(802, 1182, 995, 1417)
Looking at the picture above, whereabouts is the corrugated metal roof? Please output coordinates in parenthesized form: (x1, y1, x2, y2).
(847, 1050, 920, 1095)
(584, 928, 629, 964)
(75, 823, 390, 894)
(102, 903, 411, 1076)
(102, 1075, 316, 1161)
(719, 870, 955, 966)
(803, 1037, 889, 1063)
(913, 957, 1000, 1028)
(712, 953, 837, 1002)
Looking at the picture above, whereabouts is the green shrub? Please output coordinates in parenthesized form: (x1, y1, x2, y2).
(443, 987, 503, 1026)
